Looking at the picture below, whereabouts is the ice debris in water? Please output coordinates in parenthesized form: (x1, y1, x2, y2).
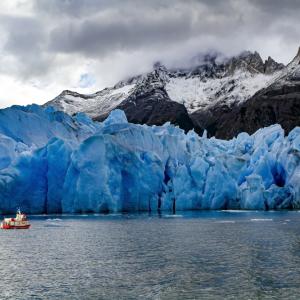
(0, 105, 299, 213)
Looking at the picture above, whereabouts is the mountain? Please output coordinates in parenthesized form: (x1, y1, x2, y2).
(45, 50, 287, 137)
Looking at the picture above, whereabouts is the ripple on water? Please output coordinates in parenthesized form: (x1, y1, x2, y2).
(250, 218, 273, 222)
(44, 218, 65, 227)
(163, 214, 184, 218)
(214, 220, 236, 224)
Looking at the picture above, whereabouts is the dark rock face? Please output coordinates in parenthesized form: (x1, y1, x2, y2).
(190, 105, 232, 138)
(192, 90, 300, 140)
(116, 88, 196, 133)
(212, 88, 300, 139)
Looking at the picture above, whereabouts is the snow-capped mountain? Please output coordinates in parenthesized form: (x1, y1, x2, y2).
(206, 47, 300, 139)
(46, 50, 289, 137)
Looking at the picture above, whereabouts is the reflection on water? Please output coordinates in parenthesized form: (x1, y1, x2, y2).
(0, 211, 300, 299)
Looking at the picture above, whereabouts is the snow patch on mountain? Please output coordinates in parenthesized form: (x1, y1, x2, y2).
(166, 71, 278, 113)
(49, 84, 136, 118)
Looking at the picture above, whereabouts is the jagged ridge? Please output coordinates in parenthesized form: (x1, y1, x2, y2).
(45, 50, 290, 137)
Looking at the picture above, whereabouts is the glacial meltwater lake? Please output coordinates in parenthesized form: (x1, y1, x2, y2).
(1, 211, 300, 300)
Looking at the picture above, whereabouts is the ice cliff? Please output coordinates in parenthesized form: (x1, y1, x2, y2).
(0, 105, 299, 214)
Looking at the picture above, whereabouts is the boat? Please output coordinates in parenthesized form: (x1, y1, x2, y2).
(1, 209, 31, 229)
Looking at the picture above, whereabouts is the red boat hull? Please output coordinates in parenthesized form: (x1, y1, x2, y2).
(1, 224, 30, 229)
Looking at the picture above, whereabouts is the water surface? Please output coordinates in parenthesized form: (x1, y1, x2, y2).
(0, 211, 300, 299)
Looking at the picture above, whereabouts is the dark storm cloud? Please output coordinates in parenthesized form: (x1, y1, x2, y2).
(33, 0, 118, 17)
(33, 0, 195, 17)
(252, 0, 300, 15)
(48, 11, 195, 57)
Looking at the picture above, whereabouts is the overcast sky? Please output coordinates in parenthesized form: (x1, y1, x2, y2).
(0, 0, 299, 108)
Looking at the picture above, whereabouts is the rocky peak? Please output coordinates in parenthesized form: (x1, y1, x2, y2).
(225, 51, 285, 75)
(226, 51, 265, 74)
(136, 62, 168, 89)
(242, 51, 265, 71)
(153, 61, 166, 71)
(264, 56, 285, 74)
(289, 46, 300, 66)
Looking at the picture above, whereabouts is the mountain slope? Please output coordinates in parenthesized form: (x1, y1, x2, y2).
(47, 84, 136, 119)
(202, 48, 300, 139)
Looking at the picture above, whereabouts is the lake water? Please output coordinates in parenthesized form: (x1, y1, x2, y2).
(0, 211, 300, 299)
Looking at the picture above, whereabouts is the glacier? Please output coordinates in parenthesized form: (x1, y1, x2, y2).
(0, 104, 299, 214)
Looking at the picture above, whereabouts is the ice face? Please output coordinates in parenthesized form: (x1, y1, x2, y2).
(0, 105, 300, 213)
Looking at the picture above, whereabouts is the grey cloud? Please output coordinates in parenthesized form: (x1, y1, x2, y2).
(252, 0, 300, 15)
(33, 0, 181, 18)
(48, 11, 195, 57)
(33, 0, 113, 17)
(45, 0, 246, 59)
(0, 15, 45, 54)
(0, 14, 53, 78)
(0, 0, 299, 88)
